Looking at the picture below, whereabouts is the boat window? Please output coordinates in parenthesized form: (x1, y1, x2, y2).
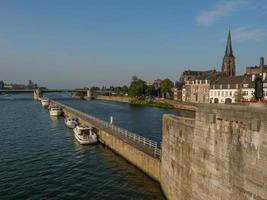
(81, 130, 89, 135)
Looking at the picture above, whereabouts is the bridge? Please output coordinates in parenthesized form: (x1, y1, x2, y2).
(0, 88, 92, 99)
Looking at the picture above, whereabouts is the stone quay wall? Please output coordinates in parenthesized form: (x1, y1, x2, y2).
(94, 95, 130, 103)
(161, 103, 267, 200)
(61, 105, 161, 182)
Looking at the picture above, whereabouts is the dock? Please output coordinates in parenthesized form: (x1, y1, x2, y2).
(46, 98, 161, 181)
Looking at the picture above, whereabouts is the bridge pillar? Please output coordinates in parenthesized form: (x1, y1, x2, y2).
(33, 88, 43, 100)
(85, 89, 92, 100)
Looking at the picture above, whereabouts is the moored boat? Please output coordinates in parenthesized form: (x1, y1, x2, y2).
(49, 106, 62, 117)
(65, 116, 78, 129)
(41, 99, 49, 107)
(73, 125, 97, 145)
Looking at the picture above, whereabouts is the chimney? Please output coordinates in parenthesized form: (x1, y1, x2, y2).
(260, 57, 264, 77)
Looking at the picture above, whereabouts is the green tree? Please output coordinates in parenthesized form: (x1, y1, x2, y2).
(132, 75, 138, 81)
(250, 96, 257, 101)
(129, 79, 146, 98)
(90, 86, 100, 91)
(160, 79, 174, 98)
(234, 88, 246, 103)
(121, 85, 129, 94)
(145, 85, 156, 97)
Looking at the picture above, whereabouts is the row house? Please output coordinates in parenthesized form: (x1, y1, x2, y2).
(182, 79, 211, 103)
(210, 73, 267, 103)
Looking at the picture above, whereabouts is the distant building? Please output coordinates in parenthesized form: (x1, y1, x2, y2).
(210, 76, 244, 103)
(4, 83, 13, 89)
(246, 57, 267, 75)
(28, 80, 37, 89)
(179, 70, 215, 82)
(181, 70, 218, 103)
(0, 81, 4, 89)
(221, 30, 236, 77)
(173, 82, 184, 101)
(183, 79, 211, 103)
(209, 74, 267, 103)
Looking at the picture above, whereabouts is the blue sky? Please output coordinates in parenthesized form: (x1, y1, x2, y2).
(0, 0, 267, 88)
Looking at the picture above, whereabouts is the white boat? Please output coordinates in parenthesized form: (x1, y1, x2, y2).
(73, 125, 98, 145)
(41, 99, 49, 107)
(49, 106, 62, 117)
(65, 117, 78, 129)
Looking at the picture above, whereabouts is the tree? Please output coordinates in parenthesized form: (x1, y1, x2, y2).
(145, 85, 156, 97)
(250, 96, 257, 101)
(234, 88, 245, 103)
(90, 86, 100, 91)
(129, 78, 146, 98)
(114, 86, 122, 94)
(160, 79, 174, 98)
(121, 85, 129, 94)
(132, 75, 138, 81)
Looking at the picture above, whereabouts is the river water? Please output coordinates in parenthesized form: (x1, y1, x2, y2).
(0, 93, 193, 200)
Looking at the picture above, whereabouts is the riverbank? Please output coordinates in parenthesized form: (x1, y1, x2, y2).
(129, 98, 174, 109)
(94, 95, 196, 111)
(94, 95, 130, 103)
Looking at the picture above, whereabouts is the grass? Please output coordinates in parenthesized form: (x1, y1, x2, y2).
(129, 98, 174, 109)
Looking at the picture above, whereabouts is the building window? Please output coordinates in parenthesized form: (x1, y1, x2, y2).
(222, 91, 224, 97)
(230, 92, 232, 96)
(226, 91, 228, 96)
(218, 91, 220, 96)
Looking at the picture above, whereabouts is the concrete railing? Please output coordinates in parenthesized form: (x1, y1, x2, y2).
(47, 98, 161, 158)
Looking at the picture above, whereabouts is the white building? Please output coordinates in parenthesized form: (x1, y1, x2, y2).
(210, 74, 267, 103)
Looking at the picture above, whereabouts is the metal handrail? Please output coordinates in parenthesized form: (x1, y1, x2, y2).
(46, 98, 161, 158)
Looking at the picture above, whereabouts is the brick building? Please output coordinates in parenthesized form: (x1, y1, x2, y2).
(246, 57, 267, 75)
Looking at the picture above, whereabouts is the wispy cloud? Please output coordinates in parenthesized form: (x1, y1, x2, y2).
(231, 27, 267, 42)
(196, 0, 254, 26)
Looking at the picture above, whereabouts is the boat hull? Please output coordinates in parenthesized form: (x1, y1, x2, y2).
(49, 110, 62, 116)
(73, 129, 98, 145)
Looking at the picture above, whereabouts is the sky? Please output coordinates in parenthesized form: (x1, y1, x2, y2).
(0, 0, 267, 89)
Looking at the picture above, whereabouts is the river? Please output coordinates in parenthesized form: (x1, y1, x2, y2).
(0, 93, 193, 199)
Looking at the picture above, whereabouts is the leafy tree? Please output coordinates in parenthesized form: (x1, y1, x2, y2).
(234, 88, 245, 103)
(145, 85, 156, 97)
(132, 75, 138, 81)
(250, 96, 257, 101)
(121, 85, 129, 94)
(114, 86, 122, 94)
(129, 79, 146, 97)
(160, 79, 174, 98)
(101, 86, 106, 91)
(90, 86, 100, 91)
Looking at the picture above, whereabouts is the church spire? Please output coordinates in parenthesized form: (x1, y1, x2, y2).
(221, 29, 236, 76)
(225, 30, 233, 56)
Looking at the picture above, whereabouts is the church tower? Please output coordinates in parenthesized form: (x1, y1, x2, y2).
(221, 30, 236, 76)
